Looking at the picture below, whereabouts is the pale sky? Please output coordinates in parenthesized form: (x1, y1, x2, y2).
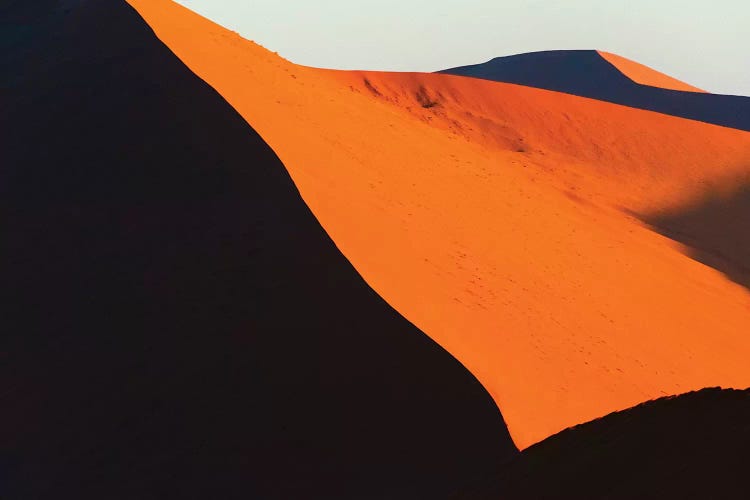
(174, 0, 749, 96)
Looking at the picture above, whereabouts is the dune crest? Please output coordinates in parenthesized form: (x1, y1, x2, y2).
(127, 0, 750, 449)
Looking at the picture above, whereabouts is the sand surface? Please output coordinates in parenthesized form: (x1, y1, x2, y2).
(128, 0, 750, 448)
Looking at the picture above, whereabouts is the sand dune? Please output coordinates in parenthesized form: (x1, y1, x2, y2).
(441, 50, 750, 131)
(462, 388, 750, 499)
(3, 2, 513, 497)
(128, 0, 750, 449)
(598, 50, 706, 93)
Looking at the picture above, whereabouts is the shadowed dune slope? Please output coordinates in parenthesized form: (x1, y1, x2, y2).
(457, 388, 750, 499)
(1, 1, 516, 498)
(440, 50, 750, 131)
(643, 182, 750, 293)
(128, 0, 750, 449)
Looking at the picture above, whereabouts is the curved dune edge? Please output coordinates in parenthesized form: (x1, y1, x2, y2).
(598, 51, 706, 93)
(127, 0, 750, 449)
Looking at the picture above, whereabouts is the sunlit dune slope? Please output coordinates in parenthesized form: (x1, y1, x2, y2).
(598, 51, 706, 93)
(128, 0, 750, 448)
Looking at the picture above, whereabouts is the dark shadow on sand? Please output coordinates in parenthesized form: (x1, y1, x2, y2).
(457, 388, 750, 499)
(640, 183, 750, 293)
(1, 1, 516, 498)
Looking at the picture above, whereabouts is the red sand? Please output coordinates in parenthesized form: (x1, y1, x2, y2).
(599, 51, 707, 93)
(128, 0, 750, 449)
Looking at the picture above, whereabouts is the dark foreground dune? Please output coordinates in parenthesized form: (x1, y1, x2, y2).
(1, 1, 515, 498)
(440, 50, 750, 132)
(457, 388, 750, 499)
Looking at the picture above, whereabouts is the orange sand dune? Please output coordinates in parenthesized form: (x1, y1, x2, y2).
(127, 0, 750, 448)
(599, 51, 707, 93)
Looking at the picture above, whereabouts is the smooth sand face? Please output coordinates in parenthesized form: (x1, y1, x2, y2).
(128, 0, 750, 449)
(598, 51, 707, 93)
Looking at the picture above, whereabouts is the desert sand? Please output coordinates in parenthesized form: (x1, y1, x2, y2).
(128, 0, 750, 449)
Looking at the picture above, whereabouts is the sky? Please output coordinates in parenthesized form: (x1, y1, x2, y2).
(174, 0, 749, 96)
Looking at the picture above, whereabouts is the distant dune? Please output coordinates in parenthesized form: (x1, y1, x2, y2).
(129, 0, 750, 450)
(440, 50, 750, 131)
(2, 1, 514, 497)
